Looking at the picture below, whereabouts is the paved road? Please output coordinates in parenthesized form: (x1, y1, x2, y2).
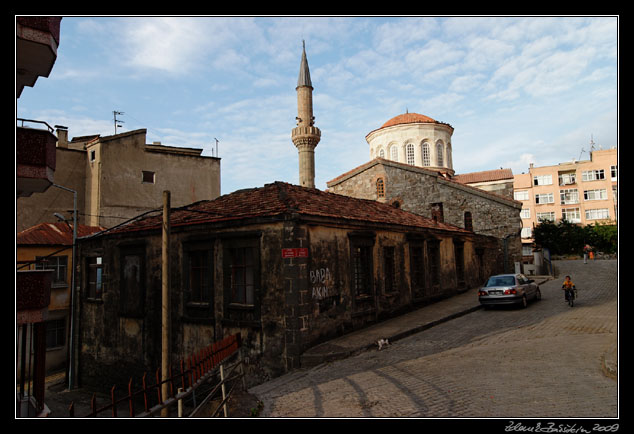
(251, 260, 618, 418)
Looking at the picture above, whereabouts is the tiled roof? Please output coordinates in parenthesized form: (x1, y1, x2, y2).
(107, 182, 470, 235)
(381, 112, 438, 128)
(453, 168, 514, 184)
(17, 222, 105, 246)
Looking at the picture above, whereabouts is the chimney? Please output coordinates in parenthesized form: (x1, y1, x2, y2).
(56, 125, 68, 148)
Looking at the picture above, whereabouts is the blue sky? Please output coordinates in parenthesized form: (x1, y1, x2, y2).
(17, 16, 618, 197)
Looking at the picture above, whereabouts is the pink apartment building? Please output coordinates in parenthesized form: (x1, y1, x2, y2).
(513, 148, 617, 255)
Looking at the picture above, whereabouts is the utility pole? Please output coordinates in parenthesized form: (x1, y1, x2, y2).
(161, 191, 171, 417)
(113, 110, 124, 134)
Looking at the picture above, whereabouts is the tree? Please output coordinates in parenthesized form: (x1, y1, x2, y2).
(533, 219, 617, 255)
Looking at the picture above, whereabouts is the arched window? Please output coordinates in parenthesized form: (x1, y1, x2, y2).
(376, 178, 385, 198)
(406, 143, 415, 165)
(422, 142, 430, 166)
(436, 142, 444, 166)
(379, 148, 385, 159)
(390, 145, 398, 162)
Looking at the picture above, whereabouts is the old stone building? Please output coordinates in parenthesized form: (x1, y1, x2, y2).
(327, 113, 523, 270)
(74, 181, 502, 387)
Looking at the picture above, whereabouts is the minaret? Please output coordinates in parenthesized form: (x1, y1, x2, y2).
(291, 41, 321, 189)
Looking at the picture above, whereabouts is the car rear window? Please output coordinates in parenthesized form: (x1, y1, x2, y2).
(484, 276, 515, 287)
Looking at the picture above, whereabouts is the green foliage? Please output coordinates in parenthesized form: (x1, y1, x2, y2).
(533, 219, 617, 255)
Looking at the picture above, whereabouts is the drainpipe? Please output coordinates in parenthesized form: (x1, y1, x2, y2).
(53, 184, 77, 389)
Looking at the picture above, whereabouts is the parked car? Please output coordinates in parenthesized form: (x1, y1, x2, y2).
(478, 274, 541, 308)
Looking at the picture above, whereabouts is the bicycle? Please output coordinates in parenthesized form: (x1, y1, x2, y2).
(565, 287, 577, 307)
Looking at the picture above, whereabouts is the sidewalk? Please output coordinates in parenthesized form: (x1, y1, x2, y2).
(300, 276, 552, 368)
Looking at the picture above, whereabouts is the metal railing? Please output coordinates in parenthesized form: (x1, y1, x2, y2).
(68, 333, 245, 417)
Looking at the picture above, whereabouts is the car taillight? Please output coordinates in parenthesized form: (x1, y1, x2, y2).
(504, 288, 518, 295)
(478, 290, 487, 296)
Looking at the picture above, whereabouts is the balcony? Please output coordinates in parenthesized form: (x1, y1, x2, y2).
(16, 269, 52, 417)
(16, 119, 57, 197)
(16, 269, 52, 323)
(16, 16, 61, 97)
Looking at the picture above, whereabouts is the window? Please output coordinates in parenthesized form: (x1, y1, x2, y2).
(428, 241, 440, 287)
(533, 175, 552, 186)
(379, 149, 385, 159)
(376, 178, 385, 198)
(120, 248, 145, 317)
(562, 208, 581, 223)
(464, 211, 473, 231)
(558, 172, 576, 186)
(45, 318, 66, 349)
(521, 227, 532, 238)
(409, 244, 425, 297)
(611, 165, 617, 181)
(89, 150, 96, 162)
(406, 143, 415, 165)
(349, 233, 375, 300)
(383, 246, 396, 293)
(436, 142, 444, 166)
(584, 189, 607, 201)
(222, 235, 261, 324)
(537, 211, 555, 222)
(431, 202, 444, 223)
(582, 169, 605, 182)
(454, 241, 465, 286)
(535, 193, 554, 204)
(185, 246, 214, 319)
(390, 145, 398, 162)
(227, 247, 256, 305)
(520, 209, 530, 219)
(86, 256, 103, 300)
(535, 175, 552, 185)
(514, 190, 529, 201)
(585, 208, 610, 220)
(352, 245, 373, 298)
(142, 170, 155, 184)
(522, 245, 534, 256)
(422, 142, 430, 166)
(559, 188, 579, 205)
(36, 255, 68, 286)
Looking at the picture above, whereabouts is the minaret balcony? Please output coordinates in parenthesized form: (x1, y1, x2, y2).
(292, 125, 321, 139)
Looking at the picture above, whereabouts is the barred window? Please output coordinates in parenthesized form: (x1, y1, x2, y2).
(376, 178, 385, 198)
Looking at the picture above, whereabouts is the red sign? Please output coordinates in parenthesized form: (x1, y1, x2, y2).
(282, 248, 309, 258)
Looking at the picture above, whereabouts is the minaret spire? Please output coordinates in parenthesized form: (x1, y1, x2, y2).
(291, 41, 321, 188)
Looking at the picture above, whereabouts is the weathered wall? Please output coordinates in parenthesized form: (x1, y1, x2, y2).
(76, 216, 501, 389)
(328, 161, 523, 271)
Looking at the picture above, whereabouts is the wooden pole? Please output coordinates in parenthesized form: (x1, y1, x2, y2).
(161, 191, 171, 417)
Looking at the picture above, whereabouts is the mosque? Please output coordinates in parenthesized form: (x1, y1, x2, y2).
(291, 43, 523, 269)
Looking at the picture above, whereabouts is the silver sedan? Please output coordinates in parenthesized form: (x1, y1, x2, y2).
(478, 274, 541, 308)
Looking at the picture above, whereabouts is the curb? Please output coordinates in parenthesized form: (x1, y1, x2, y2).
(300, 305, 484, 368)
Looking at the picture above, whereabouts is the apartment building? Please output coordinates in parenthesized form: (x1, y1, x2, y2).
(513, 148, 617, 253)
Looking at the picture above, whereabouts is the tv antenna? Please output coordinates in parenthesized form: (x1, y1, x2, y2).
(214, 138, 219, 158)
(113, 111, 125, 134)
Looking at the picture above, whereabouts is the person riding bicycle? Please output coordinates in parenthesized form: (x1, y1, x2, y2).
(562, 275, 576, 302)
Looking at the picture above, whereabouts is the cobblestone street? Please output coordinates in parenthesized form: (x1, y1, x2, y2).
(251, 260, 618, 419)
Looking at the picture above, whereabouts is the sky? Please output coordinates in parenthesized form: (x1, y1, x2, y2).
(17, 16, 619, 198)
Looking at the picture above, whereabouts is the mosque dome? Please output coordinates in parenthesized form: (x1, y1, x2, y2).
(366, 112, 454, 175)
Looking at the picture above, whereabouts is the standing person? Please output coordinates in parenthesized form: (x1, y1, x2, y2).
(583, 244, 591, 264)
(562, 275, 576, 302)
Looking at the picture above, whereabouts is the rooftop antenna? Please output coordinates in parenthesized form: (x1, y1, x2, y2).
(113, 110, 124, 134)
(214, 138, 219, 158)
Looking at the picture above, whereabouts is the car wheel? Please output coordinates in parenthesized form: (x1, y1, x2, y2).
(520, 295, 528, 308)
(534, 288, 541, 301)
